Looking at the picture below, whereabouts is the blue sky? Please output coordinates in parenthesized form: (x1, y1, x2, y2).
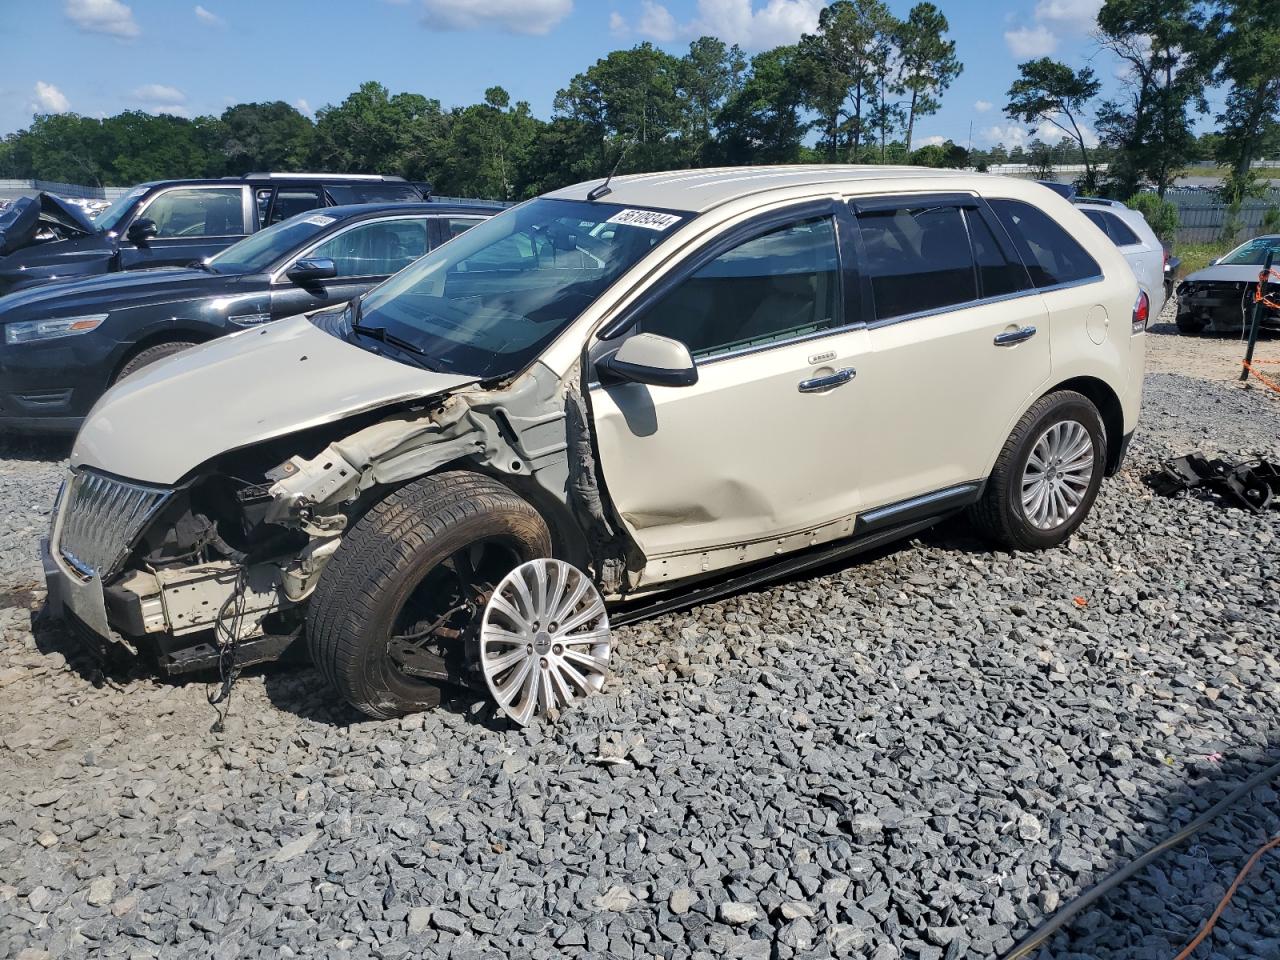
(0, 0, 1216, 151)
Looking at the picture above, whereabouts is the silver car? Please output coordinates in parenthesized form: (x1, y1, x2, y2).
(1074, 198, 1167, 318)
(1176, 234, 1280, 335)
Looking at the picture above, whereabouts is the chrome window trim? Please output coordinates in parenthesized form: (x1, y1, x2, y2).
(863, 273, 1104, 331)
(132, 184, 252, 240)
(693, 318, 868, 367)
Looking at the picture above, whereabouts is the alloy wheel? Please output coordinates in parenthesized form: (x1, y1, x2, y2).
(1020, 419, 1095, 530)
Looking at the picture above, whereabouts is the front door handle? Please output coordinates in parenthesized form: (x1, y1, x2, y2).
(994, 325, 1037, 346)
(798, 367, 856, 393)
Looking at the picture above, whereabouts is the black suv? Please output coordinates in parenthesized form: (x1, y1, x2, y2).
(0, 173, 426, 296)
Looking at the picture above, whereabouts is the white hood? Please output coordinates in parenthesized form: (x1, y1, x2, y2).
(72, 315, 475, 484)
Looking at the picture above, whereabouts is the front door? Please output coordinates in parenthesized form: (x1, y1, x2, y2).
(589, 208, 872, 585)
(270, 215, 435, 320)
(119, 185, 250, 269)
(846, 196, 1052, 510)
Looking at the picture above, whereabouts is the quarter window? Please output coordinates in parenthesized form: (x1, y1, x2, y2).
(1082, 209, 1140, 246)
(638, 217, 841, 360)
(990, 198, 1102, 289)
(141, 188, 245, 238)
(967, 209, 1032, 299)
(305, 218, 431, 277)
(442, 217, 485, 240)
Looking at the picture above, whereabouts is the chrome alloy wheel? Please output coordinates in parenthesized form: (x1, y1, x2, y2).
(479, 559, 612, 725)
(1021, 420, 1095, 530)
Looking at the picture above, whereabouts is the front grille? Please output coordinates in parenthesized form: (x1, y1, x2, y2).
(55, 470, 171, 580)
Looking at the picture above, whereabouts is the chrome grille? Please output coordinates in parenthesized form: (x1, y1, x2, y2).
(55, 470, 171, 580)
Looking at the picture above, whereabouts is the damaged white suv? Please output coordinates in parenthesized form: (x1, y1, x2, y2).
(43, 167, 1147, 723)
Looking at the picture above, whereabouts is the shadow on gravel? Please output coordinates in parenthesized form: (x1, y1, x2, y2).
(0, 433, 73, 463)
(1027, 745, 1280, 959)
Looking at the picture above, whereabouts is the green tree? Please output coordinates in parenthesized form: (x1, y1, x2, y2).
(1203, 0, 1280, 201)
(1125, 193, 1179, 245)
(677, 36, 745, 161)
(217, 101, 314, 175)
(312, 81, 447, 179)
(798, 0, 897, 161)
(17, 113, 109, 184)
(100, 112, 213, 184)
(1006, 58, 1101, 191)
(713, 45, 810, 164)
(436, 87, 544, 200)
(1095, 0, 1207, 198)
(893, 3, 962, 154)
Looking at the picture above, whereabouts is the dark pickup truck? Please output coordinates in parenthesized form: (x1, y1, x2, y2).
(0, 173, 425, 296)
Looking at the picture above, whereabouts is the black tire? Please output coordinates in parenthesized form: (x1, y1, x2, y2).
(969, 390, 1106, 551)
(306, 471, 551, 719)
(1175, 311, 1204, 336)
(115, 341, 197, 382)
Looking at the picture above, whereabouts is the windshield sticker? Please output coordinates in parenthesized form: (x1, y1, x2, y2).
(304, 214, 336, 227)
(606, 209, 682, 231)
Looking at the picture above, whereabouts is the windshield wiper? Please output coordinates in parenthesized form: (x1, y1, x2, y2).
(347, 297, 438, 369)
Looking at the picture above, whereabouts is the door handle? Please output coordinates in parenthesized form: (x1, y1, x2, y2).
(994, 326, 1037, 346)
(798, 367, 856, 393)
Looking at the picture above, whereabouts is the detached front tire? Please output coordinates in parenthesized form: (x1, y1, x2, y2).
(970, 390, 1106, 551)
(306, 471, 551, 719)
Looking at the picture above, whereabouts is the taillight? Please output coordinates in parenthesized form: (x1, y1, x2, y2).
(1132, 290, 1150, 333)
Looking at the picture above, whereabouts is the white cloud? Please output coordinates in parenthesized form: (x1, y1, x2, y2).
(133, 83, 186, 104)
(64, 0, 139, 38)
(420, 0, 573, 35)
(294, 98, 313, 116)
(1004, 24, 1057, 58)
(916, 135, 947, 148)
(979, 120, 1099, 149)
(1034, 0, 1102, 34)
(980, 124, 1029, 147)
(620, 0, 821, 50)
(690, 0, 823, 49)
(194, 5, 223, 26)
(32, 81, 71, 114)
(974, 100, 993, 113)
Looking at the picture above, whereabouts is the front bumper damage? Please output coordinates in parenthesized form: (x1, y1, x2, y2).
(1177, 280, 1280, 333)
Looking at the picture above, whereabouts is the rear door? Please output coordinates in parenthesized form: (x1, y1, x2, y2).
(1085, 208, 1161, 312)
(848, 194, 1052, 511)
(269, 215, 434, 320)
(588, 202, 873, 581)
(119, 185, 251, 269)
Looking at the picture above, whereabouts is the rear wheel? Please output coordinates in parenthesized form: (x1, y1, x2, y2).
(1175, 310, 1205, 336)
(970, 390, 1106, 551)
(115, 341, 197, 382)
(306, 471, 551, 719)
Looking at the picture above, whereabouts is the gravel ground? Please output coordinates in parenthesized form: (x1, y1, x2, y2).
(1, 310, 1278, 960)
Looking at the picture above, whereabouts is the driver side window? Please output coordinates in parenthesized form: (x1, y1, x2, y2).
(141, 188, 245, 239)
(637, 216, 841, 361)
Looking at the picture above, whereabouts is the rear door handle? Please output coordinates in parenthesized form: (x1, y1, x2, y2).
(798, 367, 856, 393)
(994, 326, 1037, 346)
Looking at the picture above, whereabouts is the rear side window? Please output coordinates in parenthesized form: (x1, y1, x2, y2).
(856, 204, 977, 320)
(639, 216, 841, 360)
(270, 188, 323, 225)
(1082, 209, 1140, 246)
(326, 183, 422, 204)
(967, 210, 1032, 298)
(990, 198, 1101, 289)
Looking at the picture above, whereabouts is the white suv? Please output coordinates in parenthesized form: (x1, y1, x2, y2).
(1074, 197, 1166, 317)
(43, 167, 1147, 721)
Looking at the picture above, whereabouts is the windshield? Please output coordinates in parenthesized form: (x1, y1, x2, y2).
(354, 198, 690, 379)
(207, 211, 340, 274)
(94, 185, 148, 234)
(1219, 236, 1280, 266)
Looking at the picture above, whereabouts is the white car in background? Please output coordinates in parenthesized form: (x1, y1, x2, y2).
(1074, 197, 1167, 317)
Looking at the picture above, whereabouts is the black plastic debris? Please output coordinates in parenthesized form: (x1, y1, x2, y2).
(1148, 453, 1280, 513)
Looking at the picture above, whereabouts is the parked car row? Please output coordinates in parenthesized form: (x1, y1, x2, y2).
(1176, 234, 1280, 335)
(34, 168, 1147, 723)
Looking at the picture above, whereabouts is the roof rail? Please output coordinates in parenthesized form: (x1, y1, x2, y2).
(1073, 196, 1126, 208)
(242, 172, 407, 182)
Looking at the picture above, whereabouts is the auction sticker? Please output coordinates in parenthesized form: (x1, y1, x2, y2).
(606, 209, 682, 231)
(304, 214, 337, 226)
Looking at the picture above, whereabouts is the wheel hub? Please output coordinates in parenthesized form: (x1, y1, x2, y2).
(1020, 419, 1095, 531)
(479, 559, 612, 725)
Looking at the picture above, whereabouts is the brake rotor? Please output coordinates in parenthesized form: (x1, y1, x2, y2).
(478, 559, 612, 725)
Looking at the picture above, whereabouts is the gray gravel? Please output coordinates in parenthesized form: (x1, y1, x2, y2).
(1, 321, 1278, 960)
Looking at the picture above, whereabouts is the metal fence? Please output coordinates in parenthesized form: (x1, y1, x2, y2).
(1163, 188, 1280, 244)
(0, 179, 131, 202)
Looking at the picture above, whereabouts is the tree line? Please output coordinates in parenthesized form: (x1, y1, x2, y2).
(0, 0, 1275, 202)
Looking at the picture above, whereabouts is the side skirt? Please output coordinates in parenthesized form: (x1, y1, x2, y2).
(610, 484, 981, 627)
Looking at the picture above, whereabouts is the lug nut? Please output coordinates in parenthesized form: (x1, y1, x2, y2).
(526, 644, 534, 653)
(539, 658, 549, 669)
(552, 644, 563, 655)
(548, 621, 558, 631)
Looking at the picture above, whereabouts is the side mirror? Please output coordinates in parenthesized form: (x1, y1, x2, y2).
(286, 257, 337, 283)
(126, 218, 157, 244)
(598, 332, 698, 388)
